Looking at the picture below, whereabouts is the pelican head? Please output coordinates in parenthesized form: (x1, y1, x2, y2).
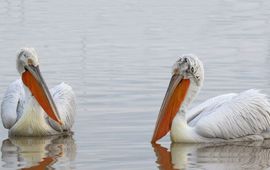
(16, 48, 62, 125)
(17, 48, 39, 74)
(152, 54, 204, 143)
(172, 54, 204, 86)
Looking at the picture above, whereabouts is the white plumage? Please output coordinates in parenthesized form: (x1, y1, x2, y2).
(1, 80, 75, 136)
(1, 79, 24, 129)
(189, 90, 270, 140)
(1, 48, 76, 136)
(153, 54, 270, 143)
(48, 82, 76, 131)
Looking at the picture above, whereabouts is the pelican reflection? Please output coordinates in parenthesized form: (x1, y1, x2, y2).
(1, 135, 76, 169)
(153, 141, 270, 170)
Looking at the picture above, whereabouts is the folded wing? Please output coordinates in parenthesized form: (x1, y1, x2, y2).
(193, 89, 270, 139)
(1, 80, 24, 129)
(47, 83, 76, 131)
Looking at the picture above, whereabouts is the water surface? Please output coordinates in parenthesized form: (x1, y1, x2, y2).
(1, 0, 270, 169)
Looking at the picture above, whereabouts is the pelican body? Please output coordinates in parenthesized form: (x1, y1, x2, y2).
(152, 55, 270, 143)
(1, 48, 76, 136)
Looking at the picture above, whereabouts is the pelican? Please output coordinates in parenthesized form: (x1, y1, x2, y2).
(152, 54, 270, 143)
(1, 48, 76, 136)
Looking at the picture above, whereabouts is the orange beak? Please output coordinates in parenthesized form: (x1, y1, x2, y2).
(22, 65, 62, 125)
(151, 75, 190, 143)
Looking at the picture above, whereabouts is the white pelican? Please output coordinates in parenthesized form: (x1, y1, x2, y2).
(152, 54, 270, 143)
(1, 48, 76, 136)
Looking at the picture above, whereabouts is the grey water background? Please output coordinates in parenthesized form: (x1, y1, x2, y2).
(1, 0, 270, 169)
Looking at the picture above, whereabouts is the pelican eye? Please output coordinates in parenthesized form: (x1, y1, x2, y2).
(190, 67, 194, 73)
(27, 59, 33, 65)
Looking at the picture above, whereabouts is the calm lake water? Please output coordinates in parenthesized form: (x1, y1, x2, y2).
(1, 0, 270, 169)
